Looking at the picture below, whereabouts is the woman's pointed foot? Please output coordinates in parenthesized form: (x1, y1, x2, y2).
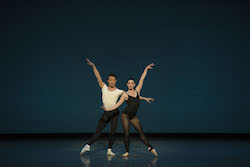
(122, 152, 129, 157)
(148, 147, 158, 156)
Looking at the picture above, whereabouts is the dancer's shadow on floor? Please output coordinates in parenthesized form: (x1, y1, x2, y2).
(80, 154, 158, 167)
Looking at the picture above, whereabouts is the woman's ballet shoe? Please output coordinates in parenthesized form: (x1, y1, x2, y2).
(148, 147, 158, 156)
(150, 148, 158, 156)
(122, 152, 129, 157)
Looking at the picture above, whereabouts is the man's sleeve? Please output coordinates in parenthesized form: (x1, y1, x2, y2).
(102, 84, 107, 91)
(120, 90, 124, 96)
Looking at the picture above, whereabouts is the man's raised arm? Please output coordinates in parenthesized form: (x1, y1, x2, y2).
(86, 58, 105, 88)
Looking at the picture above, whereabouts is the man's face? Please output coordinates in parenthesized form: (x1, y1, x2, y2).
(107, 76, 117, 87)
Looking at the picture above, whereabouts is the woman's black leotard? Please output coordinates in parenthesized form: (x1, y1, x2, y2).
(122, 90, 140, 118)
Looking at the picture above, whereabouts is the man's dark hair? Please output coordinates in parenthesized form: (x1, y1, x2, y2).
(107, 73, 117, 80)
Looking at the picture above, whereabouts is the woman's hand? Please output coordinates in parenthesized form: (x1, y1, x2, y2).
(145, 98, 154, 104)
(145, 63, 155, 70)
(86, 58, 95, 67)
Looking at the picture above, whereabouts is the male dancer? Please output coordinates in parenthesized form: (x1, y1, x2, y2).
(80, 58, 126, 156)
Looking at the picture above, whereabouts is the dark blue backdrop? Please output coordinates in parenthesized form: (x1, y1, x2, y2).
(1, 0, 250, 134)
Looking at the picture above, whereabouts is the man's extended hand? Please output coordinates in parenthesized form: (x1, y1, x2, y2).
(86, 58, 95, 67)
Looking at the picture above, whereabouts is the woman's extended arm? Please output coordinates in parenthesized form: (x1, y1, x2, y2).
(135, 63, 154, 94)
(140, 96, 155, 103)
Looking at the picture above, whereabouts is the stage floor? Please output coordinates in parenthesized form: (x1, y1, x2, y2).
(0, 136, 250, 167)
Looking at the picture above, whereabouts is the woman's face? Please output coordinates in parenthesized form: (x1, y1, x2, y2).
(127, 80, 136, 90)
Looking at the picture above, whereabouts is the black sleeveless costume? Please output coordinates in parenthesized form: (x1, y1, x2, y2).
(122, 90, 140, 118)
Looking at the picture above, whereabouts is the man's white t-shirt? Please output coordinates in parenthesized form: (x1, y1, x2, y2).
(102, 84, 123, 110)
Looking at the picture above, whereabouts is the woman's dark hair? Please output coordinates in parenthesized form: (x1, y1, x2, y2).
(107, 73, 117, 80)
(127, 77, 135, 82)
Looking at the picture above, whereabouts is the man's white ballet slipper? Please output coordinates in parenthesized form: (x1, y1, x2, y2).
(80, 144, 90, 155)
(107, 148, 116, 156)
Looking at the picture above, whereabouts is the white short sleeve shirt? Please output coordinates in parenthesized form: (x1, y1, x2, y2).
(101, 84, 123, 110)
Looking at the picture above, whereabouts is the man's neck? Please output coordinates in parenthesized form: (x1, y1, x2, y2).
(108, 86, 116, 89)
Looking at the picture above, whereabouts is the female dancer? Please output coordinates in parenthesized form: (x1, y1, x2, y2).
(102, 63, 158, 157)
